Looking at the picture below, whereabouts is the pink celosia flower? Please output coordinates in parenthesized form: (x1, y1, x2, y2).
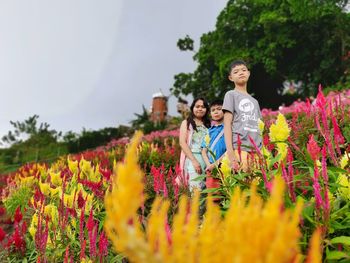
(312, 167, 323, 212)
(261, 167, 272, 193)
(307, 134, 321, 162)
(321, 146, 330, 220)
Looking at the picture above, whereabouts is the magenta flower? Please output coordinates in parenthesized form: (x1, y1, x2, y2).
(312, 167, 323, 212)
(306, 134, 321, 162)
(321, 146, 330, 221)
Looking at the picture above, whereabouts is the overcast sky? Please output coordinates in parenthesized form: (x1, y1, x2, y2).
(0, 0, 227, 138)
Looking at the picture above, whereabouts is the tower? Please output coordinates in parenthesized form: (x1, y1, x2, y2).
(150, 91, 168, 124)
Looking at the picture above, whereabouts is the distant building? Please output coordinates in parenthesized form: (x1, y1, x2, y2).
(177, 97, 190, 119)
(150, 92, 168, 124)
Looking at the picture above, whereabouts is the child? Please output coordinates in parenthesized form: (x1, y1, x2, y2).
(179, 97, 211, 189)
(222, 60, 262, 172)
(201, 99, 226, 191)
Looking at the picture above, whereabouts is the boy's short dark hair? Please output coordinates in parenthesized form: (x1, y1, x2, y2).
(210, 99, 223, 108)
(229, 60, 249, 72)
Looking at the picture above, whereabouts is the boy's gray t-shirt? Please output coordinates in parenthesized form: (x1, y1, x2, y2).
(222, 89, 262, 151)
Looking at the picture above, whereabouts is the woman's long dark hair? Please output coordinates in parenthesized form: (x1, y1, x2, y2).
(187, 97, 210, 131)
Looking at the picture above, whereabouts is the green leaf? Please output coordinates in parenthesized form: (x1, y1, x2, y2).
(331, 236, 350, 246)
(191, 174, 206, 181)
(326, 250, 350, 260)
(201, 188, 220, 193)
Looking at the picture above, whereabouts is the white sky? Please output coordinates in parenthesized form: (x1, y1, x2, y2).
(0, 0, 227, 138)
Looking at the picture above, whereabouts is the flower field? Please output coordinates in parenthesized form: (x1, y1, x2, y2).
(0, 88, 350, 262)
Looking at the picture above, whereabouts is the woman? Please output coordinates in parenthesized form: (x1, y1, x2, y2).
(178, 97, 210, 189)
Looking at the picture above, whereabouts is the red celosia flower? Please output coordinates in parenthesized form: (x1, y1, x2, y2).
(77, 191, 86, 209)
(12, 225, 26, 254)
(99, 167, 112, 181)
(0, 227, 6, 242)
(98, 231, 109, 259)
(80, 239, 87, 261)
(79, 179, 104, 199)
(14, 207, 23, 223)
(87, 210, 97, 258)
(237, 134, 242, 161)
(0, 206, 6, 216)
(64, 245, 70, 263)
(306, 134, 321, 162)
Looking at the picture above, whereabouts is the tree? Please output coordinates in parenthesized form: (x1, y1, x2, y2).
(171, 0, 350, 108)
(130, 105, 169, 134)
(1, 115, 61, 145)
(130, 105, 150, 130)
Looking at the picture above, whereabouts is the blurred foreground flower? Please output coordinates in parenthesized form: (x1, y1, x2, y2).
(105, 132, 321, 262)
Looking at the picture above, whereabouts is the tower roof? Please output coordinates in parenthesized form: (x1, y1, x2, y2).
(152, 91, 166, 98)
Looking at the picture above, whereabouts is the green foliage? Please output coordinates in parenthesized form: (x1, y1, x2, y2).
(0, 114, 133, 172)
(63, 125, 133, 153)
(172, 0, 350, 107)
(4, 186, 32, 217)
(177, 35, 194, 51)
(130, 105, 170, 134)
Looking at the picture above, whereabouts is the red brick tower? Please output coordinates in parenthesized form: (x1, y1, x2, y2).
(150, 92, 168, 124)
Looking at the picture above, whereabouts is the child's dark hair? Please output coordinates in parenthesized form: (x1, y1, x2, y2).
(229, 60, 249, 72)
(187, 97, 211, 131)
(210, 99, 223, 108)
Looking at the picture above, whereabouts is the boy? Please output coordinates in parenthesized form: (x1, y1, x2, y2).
(201, 99, 226, 189)
(222, 60, 262, 172)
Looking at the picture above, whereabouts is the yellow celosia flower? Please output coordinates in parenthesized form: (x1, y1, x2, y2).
(81, 259, 93, 263)
(220, 154, 231, 177)
(90, 163, 101, 182)
(338, 174, 350, 200)
(71, 218, 77, 229)
(258, 118, 265, 135)
(305, 228, 322, 263)
(276, 142, 288, 162)
(62, 193, 75, 208)
(340, 152, 349, 169)
(66, 225, 75, 240)
(29, 213, 38, 238)
(49, 186, 61, 197)
(44, 204, 59, 226)
(39, 181, 51, 196)
(269, 113, 290, 142)
(68, 157, 78, 174)
(50, 171, 62, 186)
(84, 193, 94, 215)
(80, 158, 92, 179)
(19, 176, 35, 187)
(105, 132, 321, 262)
(105, 131, 145, 255)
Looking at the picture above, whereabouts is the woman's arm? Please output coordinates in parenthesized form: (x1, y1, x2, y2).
(179, 120, 202, 173)
(201, 147, 211, 168)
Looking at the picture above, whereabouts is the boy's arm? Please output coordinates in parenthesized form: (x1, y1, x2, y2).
(223, 112, 239, 170)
